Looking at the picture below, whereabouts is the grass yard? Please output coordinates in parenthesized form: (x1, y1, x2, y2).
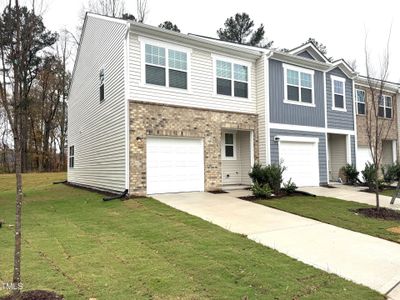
(256, 196, 400, 243)
(0, 173, 383, 299)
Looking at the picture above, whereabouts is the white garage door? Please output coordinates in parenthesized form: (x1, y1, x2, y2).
(146, 137, 204, 194)
(279, 140, 319, 187)
(357, 146, 372, 172)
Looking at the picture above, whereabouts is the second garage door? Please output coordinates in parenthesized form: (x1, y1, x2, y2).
(279, 140, 319, 187)
(146, 137, 205, 194)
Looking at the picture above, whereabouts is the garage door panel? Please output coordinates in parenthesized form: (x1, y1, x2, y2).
(279, 141, 319, 187)
(147, 137, 204, 194)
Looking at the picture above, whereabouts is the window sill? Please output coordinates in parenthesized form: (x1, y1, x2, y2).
(214, 94, 250, 101)
(222, 157, 237, 161)
(332, 107, 347, 112)
(140, 83, 192, 94)
(283, 99, 315, 107)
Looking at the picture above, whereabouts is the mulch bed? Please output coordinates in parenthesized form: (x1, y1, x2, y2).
(208, 189, 228, 194)
(238, 190, 315, 201)
(0, 290, 64, 300)
(353, 208, 400, 221)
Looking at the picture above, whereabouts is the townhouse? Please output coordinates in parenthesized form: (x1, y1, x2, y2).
(67, 13, 400, 195)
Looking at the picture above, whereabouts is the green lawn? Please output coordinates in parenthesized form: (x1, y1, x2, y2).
(0, 173, 383, 299)
(256, 195, 400, 244)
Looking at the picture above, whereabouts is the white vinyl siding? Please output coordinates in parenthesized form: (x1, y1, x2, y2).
(68, 16, 127, 192)
(256, 55, 267, 164)
(129, 33, 257, 114)
(328, 134, 347, 181)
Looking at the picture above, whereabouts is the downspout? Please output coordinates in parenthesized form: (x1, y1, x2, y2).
(264, 50, 273, 165)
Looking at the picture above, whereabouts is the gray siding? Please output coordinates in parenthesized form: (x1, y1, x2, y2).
(270, 129, 328, 184)
(269, 59, 325, 127)
(297, 50, 315, 60)
(326, 67, 354, 130)
(351, 135, 356, 165)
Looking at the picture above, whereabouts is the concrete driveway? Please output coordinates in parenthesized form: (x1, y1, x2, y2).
(154, 190, 400, 299)
(300, 184, 400, 210)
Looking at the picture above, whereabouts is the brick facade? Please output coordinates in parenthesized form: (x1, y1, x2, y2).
(129, 102, 259, 195)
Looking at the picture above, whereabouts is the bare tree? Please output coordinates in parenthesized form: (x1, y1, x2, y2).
(87, 0, 125, 17)
(0, 1, 57, 295)
(137, 0, 147, 23)
(363, 29, 394, 210)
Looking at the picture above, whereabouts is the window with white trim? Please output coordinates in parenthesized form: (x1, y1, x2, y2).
(99, 68, 105, 102)
(332, 77, 346, 110)
(285, 68, 313, 104)
(223, 133, 236, 159)
(145, 44, 188, 89)
(69, 146, 74, 168)
(378, 95, 392, 118)
(356, 89, 365, 115)
(216, 60, 248, 98)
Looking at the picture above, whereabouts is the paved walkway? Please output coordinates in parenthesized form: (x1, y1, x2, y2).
(300, 184, 400, 210)
(154, 190, 400, 299)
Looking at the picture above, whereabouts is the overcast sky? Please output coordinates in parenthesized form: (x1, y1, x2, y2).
(3, 0, 400, 81)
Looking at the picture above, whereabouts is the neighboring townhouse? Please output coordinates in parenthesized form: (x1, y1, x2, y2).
(67, 13, 397, 195)
(354, 76, 400, 171)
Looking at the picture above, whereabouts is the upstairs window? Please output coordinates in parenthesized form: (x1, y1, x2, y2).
(378, 95, 392, 118)
(332, 76, 346, 111)
(216, 59, 248, 98)
(356, 89, 366, 115)
(223, 132, 236, 160)
(284, 65, 314, 105)
(69, 146, 74, 168)
(99, 68, 105, 102)
(145, 43, 188, 90)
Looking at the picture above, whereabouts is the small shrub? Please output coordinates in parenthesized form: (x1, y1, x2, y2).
(283, 179, 297, 195)
(249, 162, 286, 195)
(382, 162, 400, 184)
(362, 162, 384, 191)
(251, 182, 272, 199)
(341, 164, 359, 185)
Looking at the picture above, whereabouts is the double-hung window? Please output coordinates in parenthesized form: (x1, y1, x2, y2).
(216, 59, 248, 98)
(223, 133, 236, 160)
(69, 146, 74, 168)
(378, 95, 392, 118)
(356, 89, 366, 115)
(332, 76, 346, 110)
(284, 65, 313, 105)
(144, 43, 188, 90)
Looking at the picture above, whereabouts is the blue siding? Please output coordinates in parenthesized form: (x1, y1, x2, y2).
(270, 129, 328, 184)
(269, 59, 325, 127)
(326, 67, 354, 130)
(297, 50, 315, 60)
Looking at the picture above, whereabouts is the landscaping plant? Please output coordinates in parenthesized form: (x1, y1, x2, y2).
(249, 162, 287, 195)
(283, 179, 297, 195)
(382, 162, 400, 184)
(341, 164, 359, 185)
(251, 182, 272, 199)
(362, 163, 383, 192)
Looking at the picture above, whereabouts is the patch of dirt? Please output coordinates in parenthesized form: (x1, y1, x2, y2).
(353, 208, 400, 221)
(0, 290, 64, 300)
(123, 200, 144, 209)
(238, 191, 314, 201)
(208, 189, 228, 194)
(387, 226, 400, 234)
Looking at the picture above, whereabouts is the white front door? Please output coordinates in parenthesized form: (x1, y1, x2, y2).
(279, 140, 319, 187)
(146, 137, 204, 194)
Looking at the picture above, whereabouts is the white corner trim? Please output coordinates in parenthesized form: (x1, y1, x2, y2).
(277, 135, 319, 144)
(124, 23, 130, 190)
(346, 134, 352, 164)
(323, 71, 329, 181)
(264, 54, 271, 164)
(392, 140, 397, 163)
(352, 79, 358, 167)
(250, 130, 255, 167)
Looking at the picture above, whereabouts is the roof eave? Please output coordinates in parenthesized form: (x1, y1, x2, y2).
(270, 51, 331, 71)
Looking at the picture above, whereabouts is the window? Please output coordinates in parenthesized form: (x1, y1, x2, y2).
(332, 76, 346, 110)
(144, 43, 188, 89)
(69, 146, 74, 168)
(284, 65, 313, 105)
(99, 68, 105, 102)
(356, 89, 366, 115)
(216, 59, 248, 98)
(378, 95, 392, 118)
(223, 133, 236, 159)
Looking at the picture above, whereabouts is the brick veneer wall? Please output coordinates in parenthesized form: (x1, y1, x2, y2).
(129, 101, 259, 196)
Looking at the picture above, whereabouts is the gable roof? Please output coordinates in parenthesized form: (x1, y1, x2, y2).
(328, 59, 357, 79)
(289, 42, 330, 63)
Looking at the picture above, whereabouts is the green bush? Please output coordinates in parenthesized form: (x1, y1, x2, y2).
(362, 162, 384, 191)
(249, 162, 287, 195)
(283, 179, 297, 195)
(341, 164, 359, 185)
(251, 182, 272, 199)
(382, 162, 400, 184)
